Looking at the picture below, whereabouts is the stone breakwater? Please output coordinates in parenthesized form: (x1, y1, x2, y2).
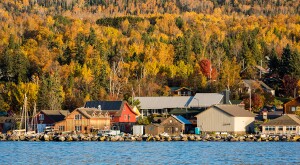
(0, 133, 299, 142)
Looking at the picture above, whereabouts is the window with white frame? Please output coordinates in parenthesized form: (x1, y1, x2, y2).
(59, 126, 65, 131)
(75, 126, 82, 131)
(286, 126, 296, 131)
(278, 126, 284, 131)
(265, 126, 275, 131)
(39, 114, 44, 120)
(291, 107, 296, 112)
(75, 114, 82, 120)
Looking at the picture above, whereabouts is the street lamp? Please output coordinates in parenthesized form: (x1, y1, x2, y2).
(194, 98, 200, 108)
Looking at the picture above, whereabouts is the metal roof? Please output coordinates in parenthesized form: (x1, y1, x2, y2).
(136, 93, 225, 109)
(173, 115, 192, 124)
(188, 93, 224, 107)
(135, 96, 191, 109)
(84, 101, 123, 110)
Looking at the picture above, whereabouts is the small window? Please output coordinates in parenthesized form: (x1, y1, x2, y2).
(278, 126, 283, 131)
(39, 114, 44, 120)
(291, 107, 296, 111)
(287, 126, 296, 131)
(59, 126, 65, 131)
(75, 126, 82, 131)
(124, 115, 127, 120)
(75, 114, 82, 120)
(265, 126, 275, 131)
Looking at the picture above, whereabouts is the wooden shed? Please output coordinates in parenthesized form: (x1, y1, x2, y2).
(145, 124, 164, 135)
(160, 115, 191, 135)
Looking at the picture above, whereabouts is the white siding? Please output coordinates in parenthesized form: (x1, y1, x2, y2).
(196, 107, 234, 132)
(234, 117, 255, 133)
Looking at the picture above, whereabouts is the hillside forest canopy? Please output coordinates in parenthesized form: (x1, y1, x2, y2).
(0, 0, 300, 114)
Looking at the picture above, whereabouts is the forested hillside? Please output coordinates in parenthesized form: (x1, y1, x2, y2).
(0, 0, 300, 113)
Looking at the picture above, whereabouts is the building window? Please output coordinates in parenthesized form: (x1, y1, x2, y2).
(59, 126, 65, 131)
(286, 126, 296, 131)
(39, 114, 44, 120)
(75, 126, 82, 131)
(128, 115, 130, 121)
(124, 115, 127, 120)
(265, 126, 275, 131)
(278, 126, 283, 131)
(291, 107, 296, 111)
(75, 114, 82, 120)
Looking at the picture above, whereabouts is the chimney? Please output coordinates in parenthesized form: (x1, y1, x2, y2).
(223, 90, 230, 104)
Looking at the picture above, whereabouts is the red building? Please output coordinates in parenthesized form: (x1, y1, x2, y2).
(84, 101, 138, 133)
(34, 110, 70, 133)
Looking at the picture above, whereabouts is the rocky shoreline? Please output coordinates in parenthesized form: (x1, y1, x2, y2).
(0, 133, 300, 142)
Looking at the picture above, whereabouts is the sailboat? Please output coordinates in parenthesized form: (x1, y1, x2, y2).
(13, 94, 37, 135)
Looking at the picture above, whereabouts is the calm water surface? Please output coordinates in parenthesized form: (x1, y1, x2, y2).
(0, 142, 299, 165)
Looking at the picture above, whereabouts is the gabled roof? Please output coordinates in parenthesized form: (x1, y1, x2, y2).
(196, 105, 255, 117)
(261, 114, 300, 126)
(188, 93, 224, 107)
(135, 96, 191, 109)
(84, 101, 138, 116)
(170, 87, 192, 92)
(40, 110, 70, 122)
(173, 115, 192, 124)
(284, 97, 300, 105)
(214, 105, 256, 117)
(136, 93, 225, 109)
(84, 101, 123, 111)
(242, 79, 273, 90)
(76, 108, 109, 119)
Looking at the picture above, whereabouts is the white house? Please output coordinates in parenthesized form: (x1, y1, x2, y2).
(195, 105, 255, 134)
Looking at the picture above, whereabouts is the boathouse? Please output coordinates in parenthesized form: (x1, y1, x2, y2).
(54, 108, 110, 134)
(195, 105, 255, 134)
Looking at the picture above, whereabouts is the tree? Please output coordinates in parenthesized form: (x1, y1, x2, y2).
(280, 44, 292, 77)
(220, 57, 241, 90)
(38, 69, 64, 110)
(268, 48, 280, 76)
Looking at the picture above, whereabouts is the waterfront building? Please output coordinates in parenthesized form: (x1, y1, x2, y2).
(160, 115, 192, 135)
(84, 101, 139, 133)
(34, 110, 70, 133)
(261, 114, 300, 135)
(195, 105, 255, 134)
(136, 93, 225, 117)
(54, 108, 110, 134)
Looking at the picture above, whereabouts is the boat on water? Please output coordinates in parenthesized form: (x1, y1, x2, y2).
(13, 94, 38, 136)
(97, 130, 123, 136)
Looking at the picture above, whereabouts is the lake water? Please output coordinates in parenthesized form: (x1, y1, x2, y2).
(0, 142, 299, 164)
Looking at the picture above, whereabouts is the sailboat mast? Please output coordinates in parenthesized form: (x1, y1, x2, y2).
(24, 93, 27, 133)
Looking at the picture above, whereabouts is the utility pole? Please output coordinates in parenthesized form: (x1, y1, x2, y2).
(249, 87, 252, 112)
(260, 59, 262, 79)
